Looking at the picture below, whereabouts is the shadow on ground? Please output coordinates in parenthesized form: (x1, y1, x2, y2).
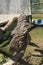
(29, 42, 39, 48)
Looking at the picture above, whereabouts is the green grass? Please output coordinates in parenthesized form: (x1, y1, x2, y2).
(32, 14, 43, 19)
(30, 27, 43, 36)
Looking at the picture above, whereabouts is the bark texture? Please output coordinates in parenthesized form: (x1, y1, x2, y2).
(3, 14, 32, 65)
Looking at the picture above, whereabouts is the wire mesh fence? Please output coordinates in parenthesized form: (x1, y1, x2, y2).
(32, 0, 43, 14)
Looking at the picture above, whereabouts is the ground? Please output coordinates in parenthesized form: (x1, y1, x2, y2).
(32, 14, 43, 19)
(16, 26, 43, 65)
(0, 26, 43, 65)
(23, 27, 43, 65)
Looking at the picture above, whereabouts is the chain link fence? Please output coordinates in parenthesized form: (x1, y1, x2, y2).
(32, 0, 43, 14)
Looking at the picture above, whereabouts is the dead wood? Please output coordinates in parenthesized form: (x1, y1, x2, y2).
(9, 14, 31, 54)
(1, 17, 18, 31)
(3, 14, 32, 65)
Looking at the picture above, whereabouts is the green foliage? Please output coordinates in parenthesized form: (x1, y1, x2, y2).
(3, 31, 11, 40)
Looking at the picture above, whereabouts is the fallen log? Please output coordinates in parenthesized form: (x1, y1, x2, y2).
(3, 14, 33, 65)
(9, 14, 31, 54)
(1, 17, 18, 31)
(3, 14, 31, 65)
(0, 20, 8, 27)
(0, 17, 18, 41)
